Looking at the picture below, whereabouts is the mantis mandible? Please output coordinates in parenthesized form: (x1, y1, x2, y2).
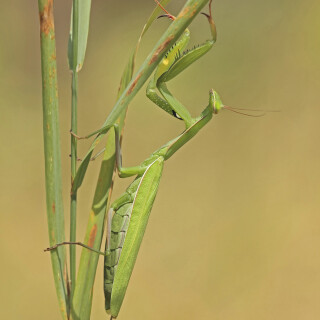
(46, 1, 240, 318)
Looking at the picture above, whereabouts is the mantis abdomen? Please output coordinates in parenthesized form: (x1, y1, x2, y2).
(104, 157, 164, 317)
(104, 176, 142, 311)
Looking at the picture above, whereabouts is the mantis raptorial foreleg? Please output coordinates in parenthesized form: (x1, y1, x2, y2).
(146, 0, 216, 126)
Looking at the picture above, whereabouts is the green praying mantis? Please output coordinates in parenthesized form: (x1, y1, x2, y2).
(45, 1, 261, 318)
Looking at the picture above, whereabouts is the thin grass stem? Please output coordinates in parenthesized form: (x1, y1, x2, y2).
(70, 69, 78, 299)
(69, 0, 80, 303)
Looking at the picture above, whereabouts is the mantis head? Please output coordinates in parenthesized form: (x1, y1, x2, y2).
(210, 90, 223, 114)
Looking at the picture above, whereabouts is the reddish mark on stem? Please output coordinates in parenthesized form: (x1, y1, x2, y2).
(127, 73, 142, 95)
(177, 3, 199, 20)
(52, 202, 56, 214)
(149, 35, 174, 65)
(177, 6, 190, 19)
(88, 224, 97, 248)
(39, 0, 54, 36)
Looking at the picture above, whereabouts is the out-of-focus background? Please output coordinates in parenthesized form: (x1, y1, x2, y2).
(1, 0, 320, 319)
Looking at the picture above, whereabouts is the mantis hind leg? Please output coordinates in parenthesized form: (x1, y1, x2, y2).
(44, 242, 106, 255)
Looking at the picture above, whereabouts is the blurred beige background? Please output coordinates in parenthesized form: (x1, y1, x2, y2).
(1, 0, 320, 319)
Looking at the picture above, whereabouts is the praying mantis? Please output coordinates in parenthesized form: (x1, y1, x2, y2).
(45, 1, 253, 318)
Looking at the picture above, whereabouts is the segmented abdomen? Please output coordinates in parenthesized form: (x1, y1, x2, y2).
(104, 178, 140, 311)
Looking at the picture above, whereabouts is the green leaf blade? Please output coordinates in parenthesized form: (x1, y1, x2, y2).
(68, 0, 92, 72)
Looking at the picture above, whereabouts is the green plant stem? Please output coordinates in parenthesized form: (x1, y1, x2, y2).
(38, 0, 68, 318)
(70, 0, 79, 301)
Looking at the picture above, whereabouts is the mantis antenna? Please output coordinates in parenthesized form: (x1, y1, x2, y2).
(223, 105, 280, 117)
(223, 106, 266, 117)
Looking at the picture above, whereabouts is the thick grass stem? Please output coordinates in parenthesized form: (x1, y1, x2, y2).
(38, 0, 68, 318)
